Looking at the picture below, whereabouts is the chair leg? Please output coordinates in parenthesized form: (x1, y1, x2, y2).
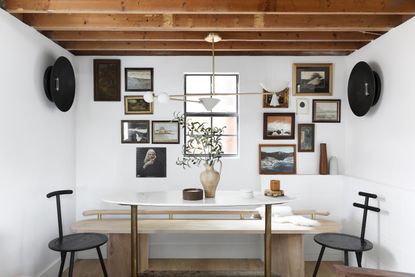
(58, 252, 67, 277)
(96, 246, 108, 277)
(68, 251, 75, 277)
(313, 246, 326, 277)
(355, 251, 362, 267)
(344, 251, 349, 266)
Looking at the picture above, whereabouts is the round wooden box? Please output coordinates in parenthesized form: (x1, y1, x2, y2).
(182, 188, 204, 201)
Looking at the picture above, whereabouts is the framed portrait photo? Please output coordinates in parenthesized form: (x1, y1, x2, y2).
(136, 147, 166, 178)
(293, 63, 333, 96)
(121, 120, 150, 144)
(125, 68, 153, 91)
(298, 124, 315, 152)
(263, 113, 295, 140)
(124, 96, 153, 114)
(312, 99, 341, 123)
(152, 121, 180, 144)
(93, 59, 120, 101)
(259, 144, 296, 175)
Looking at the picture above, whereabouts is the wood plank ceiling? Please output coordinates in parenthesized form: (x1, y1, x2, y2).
(3, 0, 415, 56)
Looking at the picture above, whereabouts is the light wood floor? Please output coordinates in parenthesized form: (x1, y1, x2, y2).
(64, 259, 340, 277)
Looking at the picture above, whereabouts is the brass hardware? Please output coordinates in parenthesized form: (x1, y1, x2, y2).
(131, 205, 138, 277)
(264, 204, 272, 277)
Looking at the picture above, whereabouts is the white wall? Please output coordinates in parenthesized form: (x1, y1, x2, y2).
(0, 10, 76, 277)
(344, 17, 415, 273)
(75, 55, 347, 258)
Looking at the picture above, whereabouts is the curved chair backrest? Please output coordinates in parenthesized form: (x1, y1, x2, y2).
(353, 191, 380, 242)
(46, 190, 73, 241)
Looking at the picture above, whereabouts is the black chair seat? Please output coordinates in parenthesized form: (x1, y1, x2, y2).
(48, 233, 108, 252)
(314, 232, 373, 252)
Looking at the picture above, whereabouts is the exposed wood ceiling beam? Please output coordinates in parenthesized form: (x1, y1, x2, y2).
(43, 31, 381, 42)
(21, 14, 404, 32)
(5, 0, 415, 14)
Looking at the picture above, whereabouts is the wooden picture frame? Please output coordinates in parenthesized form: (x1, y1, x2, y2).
(263, 113, 295, 140)
(262, 88, 289, 108)
(293, 63, 333, 96)
(124, 96, 153, 114)
(93, 59, 120, 101)
(259, 144, 296, 175)
(312, 99, 341, 123)
(121, 120, 150, 144)
(136, 147, 167, 178)
(298, 124, 315, 152)
(152, 121, 180, 144)
(125, 68, 154, 91)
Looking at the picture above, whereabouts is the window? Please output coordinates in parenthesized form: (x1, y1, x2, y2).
(184, 73, 239, 156)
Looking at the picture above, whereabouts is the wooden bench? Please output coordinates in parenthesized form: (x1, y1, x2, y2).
(71, 209, 340, 277)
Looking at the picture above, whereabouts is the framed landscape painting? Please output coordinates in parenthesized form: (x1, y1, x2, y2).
(312, 99, 341, 123)
(152, 121, 180, 144)
(298, 124, 315, 152)
(293, 63, 333, 96)
(124, 96, 153, 114)
(263, 113, 295, 140)
(125, 68, 153, 91)
(94, 59, 120, 101)
(259, 144, 296, 175)
(121, 120, 150, 144)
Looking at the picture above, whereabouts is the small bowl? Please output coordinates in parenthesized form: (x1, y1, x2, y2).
(183, 188, 204, 201)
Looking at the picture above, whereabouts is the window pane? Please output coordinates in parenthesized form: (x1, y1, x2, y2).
(213, 117, 237, 135)
(221, 136, 238, 155)
(185, 96, 207, 113)
(212, 95, 237, 113)
(186, 116, 211, 134)
(214, 75, 237, 94)
(186, 75, 211, 94)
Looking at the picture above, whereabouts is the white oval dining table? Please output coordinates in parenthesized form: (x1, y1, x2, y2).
(103, 190, 292, 277)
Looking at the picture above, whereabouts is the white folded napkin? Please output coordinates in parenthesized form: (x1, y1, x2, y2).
(255, 206, 320, 227)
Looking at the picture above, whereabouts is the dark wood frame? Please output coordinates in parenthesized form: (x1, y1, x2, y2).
(124, 96, 153, 114)
(312, 99, 341, 123)
(259, 144, 297, 175)
(263, 113, 295, 140)
(151, 120, 180, 144)
(125, 68, 154, 91)
(298, 124, 315, 152)
(293, 63, 333, 96)
(121, 120, 150, 144)
(94, 59, 121, 101)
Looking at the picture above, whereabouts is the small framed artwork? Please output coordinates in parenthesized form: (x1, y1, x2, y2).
(293, 63, 333, 96)
(124, 96, 153, 114)
(136, 147, 166, 177)
(312, 99, 341, 123)
(152, 121, 180, 144)
(296, 98, 310, 114)
(298, 124, 315, 152)
(263, 88, 289, 108)
(259, 144, 296, 174)
(263, 113, 295, 140)
(125, 68, 153, 91)
(121, 120, 150, 144)
(94, 59, 120, 101)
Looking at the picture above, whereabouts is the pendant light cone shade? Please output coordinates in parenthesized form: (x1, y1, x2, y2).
(199, 97, 220, 111)
(143, 91, 154, 103)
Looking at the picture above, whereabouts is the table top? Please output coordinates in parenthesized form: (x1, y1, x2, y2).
(103, 190, 292, 207)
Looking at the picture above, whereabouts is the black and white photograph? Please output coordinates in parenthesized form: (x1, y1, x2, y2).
(121, 120, 150, 143)
(312, 99, 341, 123)
(293, 63, 333, 96)
(263, 113, 295, 140)
(125, 68, 153, 91)
(152, 121, 180, 144)
(259, 144, 296, 174)
(298, 124, 315, 152)
(136, 147, 166, 177)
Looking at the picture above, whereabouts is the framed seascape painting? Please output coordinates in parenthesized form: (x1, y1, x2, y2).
(259, 144, 296, 175)
(94, 59, 121, 101)
(124, 96, 153, 114)
(293, 63, 333, 96)
(312, 99, 341, 123)
(152, 121, 180, 144)
(121, 120, 150, 144)
(263, 113, 295, 140)
(298, 124, 315, 152)
(125, 68, 153, 91)
(136, 147, 166, 177)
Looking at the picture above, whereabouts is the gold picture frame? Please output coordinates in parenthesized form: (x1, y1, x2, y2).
(124, 96, 153, 114)
(293, 63, 333, 96)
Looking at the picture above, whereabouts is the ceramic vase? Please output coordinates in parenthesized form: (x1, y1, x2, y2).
(200, 160, 222, 198)
(319, 143, 329, 175)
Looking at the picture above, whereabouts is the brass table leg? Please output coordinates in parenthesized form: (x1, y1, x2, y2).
(265, 204, 272, 277)
(131, 205, 138, 277)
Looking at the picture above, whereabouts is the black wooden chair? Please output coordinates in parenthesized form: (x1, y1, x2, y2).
(313, 191, 380, 277)
(47, 190, 108, 277)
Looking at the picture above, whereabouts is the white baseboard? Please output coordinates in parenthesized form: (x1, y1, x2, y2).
(37, 258, 68, 277)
